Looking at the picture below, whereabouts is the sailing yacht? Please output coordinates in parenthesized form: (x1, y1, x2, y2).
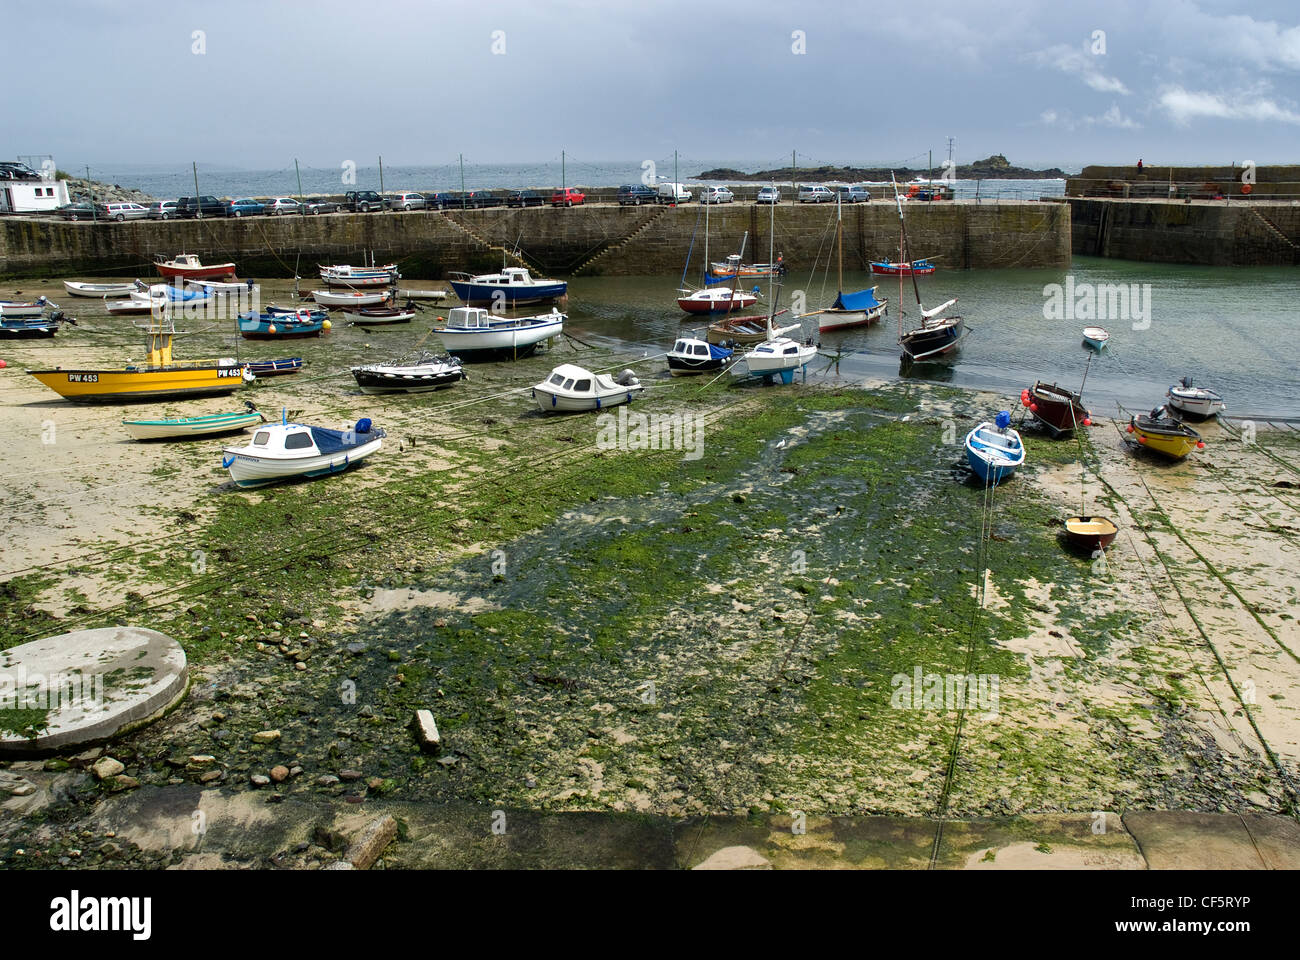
(807, 193, 888, 332)
(890, 175, 965, 362)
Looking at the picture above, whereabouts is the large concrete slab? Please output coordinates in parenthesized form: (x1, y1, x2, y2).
(1123, 811, 1266, 869)
(1240, 813, 1300, 869)
(0, 626, 187, 756)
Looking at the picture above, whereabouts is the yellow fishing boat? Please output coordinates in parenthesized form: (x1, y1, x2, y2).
(28, 314, 251, 403)
(1127, 406, 1204, 460)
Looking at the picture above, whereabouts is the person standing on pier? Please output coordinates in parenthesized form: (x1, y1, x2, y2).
(1137, 158, 1143, 172)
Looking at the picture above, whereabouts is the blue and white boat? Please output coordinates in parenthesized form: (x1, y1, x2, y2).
(237, 308, 328, 340)
(965, 412, 1025, 486)
(222, 416, 385, 488)
(432, 306, 564, 358)
(447, 267, 567, 307)
(245, 357, 304, 377)
(667, 336, 732, 375)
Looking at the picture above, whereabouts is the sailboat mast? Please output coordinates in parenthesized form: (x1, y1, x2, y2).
(892, 174, 905, 338)
(836, 192, 844, 294)
(768, 183, 777, 328)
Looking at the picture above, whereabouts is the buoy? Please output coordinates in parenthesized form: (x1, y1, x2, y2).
(1138, 436, 1147, 444)
(1082, 418, 1092, 427)
(1029, 403, 1038, 413)
(1126, 424, 1134, 433)
(267, 323, 277, 334)
(322, 319, 332, 331)
(1196, 441, 1205, 449)
(1021, 396, 1031, 407)
(0, 360, 6, 369)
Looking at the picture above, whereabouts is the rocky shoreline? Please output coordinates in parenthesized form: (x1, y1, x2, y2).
(698, 154, 1070, 182)
(62, 175, 155, 204)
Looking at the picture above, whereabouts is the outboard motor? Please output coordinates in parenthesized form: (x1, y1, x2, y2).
(354, 417, 373, 434)
(1180, 375, 1194, 389)
(614, 369, 638, 387)
(995, 410, 1011, 432)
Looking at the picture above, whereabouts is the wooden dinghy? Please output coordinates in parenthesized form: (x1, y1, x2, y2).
(1063, 516, 1118, 552)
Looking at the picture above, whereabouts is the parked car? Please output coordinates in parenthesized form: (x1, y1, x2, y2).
(225, 197, 265, 217)
(343, 190, 386, 212)
(299, 198, 340, 215)
(551, 187, 585, 207)
(834, 185, 871, 203)
(797, 184, 835, 203)
(441, 191, 500, 209)
(656, 182, 692, 204)
(616, 184, 658, 206)
(58, 201, 99, 221)
(755, 186, 781, 205)
(97, 201, 150, 221)
(177, 195, 228, 218)
(698, 186, 735, 205)
(148, 200, 179, 219)
(423, 192, 452, 210)
(264, 197, 302, 216)
(507, 190, 545, 208)
(388, 192, 426, 211)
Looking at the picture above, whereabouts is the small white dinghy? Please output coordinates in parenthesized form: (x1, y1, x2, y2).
(1166, 376, 1225, 420)
(532, 363, 643, 413)
(222, 415, 385, 488)
(1082, 326, 1110, 350)
(312, 289, 392, 308)
(64, 280, 139, 298)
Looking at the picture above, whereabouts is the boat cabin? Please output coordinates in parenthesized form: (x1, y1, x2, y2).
(445, 306, 496, 328)
(671, 339, 712, 358)
(542, 364, 596, 395)
(750, 340, 804, 358)
(476, 267, 537, 285)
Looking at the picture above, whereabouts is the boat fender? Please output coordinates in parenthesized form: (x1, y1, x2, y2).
(222, 454, 236, 468)
(1196, 441, 1205, 449)
(595, 397, 600, 410)
(1138, 436, 1147, 444)
(1127, 424, 1134, 433)
(1083, 418, 1092, 426)
(552, 394, 557, 408)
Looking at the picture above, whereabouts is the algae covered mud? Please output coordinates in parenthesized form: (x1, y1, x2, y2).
(1, 277, 1298, 867)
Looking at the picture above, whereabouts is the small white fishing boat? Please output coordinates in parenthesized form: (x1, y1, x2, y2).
(320, 264, 399, 288)
(123, 403, 266, 441)
(738, 336, 819, 379)
(184, 278, 255, 295)
(1166, 376, 1225, 420)
(677, 286, 759, 315)
(1082, 326, 1110, 350)
(532, 364, 643, 413)
(351, 352, 465, 394)
(222, 416, 386, 488)
(448, 266, 567, 307)
(965, 413, 1025, 486)
(64, 280, 139, 298)
(105, 285, 214, 316)
(0, 297, 54, 318)
(312, 289, 392, 308)
(343, 306, 417, 326)
(400, 288, 449, 301)
(433, 306, 564, 358)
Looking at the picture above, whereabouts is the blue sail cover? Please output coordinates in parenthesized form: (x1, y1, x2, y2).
(832, 288, 882, 311)
(709, 344, 733, 360)
(703, 272, 735, 286)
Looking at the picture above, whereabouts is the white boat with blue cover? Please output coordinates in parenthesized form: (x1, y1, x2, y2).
(222, 416, 385, 487)
(965, 413, 1025, 486)
(433, 306, 564, 358)
(447, 267, 567, 307)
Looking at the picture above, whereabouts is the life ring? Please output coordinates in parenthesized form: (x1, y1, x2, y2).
(1241, 183, 1253, 195)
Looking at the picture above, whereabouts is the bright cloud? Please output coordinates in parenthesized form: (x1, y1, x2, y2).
(1158, 85, 1300, 124)
(1030, 43, 1131, 95)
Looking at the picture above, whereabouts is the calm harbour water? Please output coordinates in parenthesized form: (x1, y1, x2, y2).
(567, 257, 1299, 419)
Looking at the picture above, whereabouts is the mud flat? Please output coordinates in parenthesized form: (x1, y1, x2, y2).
(1, 286, 1298, 866)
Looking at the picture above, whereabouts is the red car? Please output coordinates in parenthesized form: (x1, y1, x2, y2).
(550, 187, 585, 207)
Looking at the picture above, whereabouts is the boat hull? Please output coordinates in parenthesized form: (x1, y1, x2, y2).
(343, 309, 415, 325)
(678, 293, 759, 315)
(0, 322, 58, 339)
(818, 301, 886, 332)
(533, 386, 642, 413)
(900, 318, 963, 362)
(965, 423, 1025, 486)
(450, 279, 568, 307)
(667, 356, 728, 376)
(28, 364, 248, 402)
(1064, 516, 1118, 552)
(311, 291, 391, 308)
(1028, 382, 1089, 436)
(157, 262, 236, 281)
(64, 281, 136, 298)
(1130, 424, 1199, 459)
(245, 358, 303, 377)
(123, 410, 264, 441)
(1167, 392, 1224, 420)
(352, 365, 465, 393)
(435, 318, 564, 357)
(223, 438, 383, 488)
(871, 262, 935, 276)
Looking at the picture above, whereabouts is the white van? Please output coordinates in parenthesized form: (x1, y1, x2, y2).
(656, 182, 692, 204)
(797, 185, 834, 203)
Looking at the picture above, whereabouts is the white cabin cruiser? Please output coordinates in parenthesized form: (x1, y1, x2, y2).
(222, 417, 385, 487)
(433, 306, 564, 358)
(532, 363, 643, 413)
(1166, 376, 1225, 420)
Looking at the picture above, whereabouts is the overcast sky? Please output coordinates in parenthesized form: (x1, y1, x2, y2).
(12, 0, 1299, 172)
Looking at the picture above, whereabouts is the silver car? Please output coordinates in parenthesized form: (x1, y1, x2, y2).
(148, 200, 179, 220)
(264, 197, 303, 215)
(387, 192, 426, 211)
(756, 186, 781, 204)
(98, 201, 150, 221)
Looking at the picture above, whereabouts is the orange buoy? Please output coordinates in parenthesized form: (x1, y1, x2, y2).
(1242, 183, 1253, 195)
(1127, 424, 1134, 433)
(1196, 441, 1205, 449)
(1138, 436, 1147, 444)
(1083, 418, 1092, 426)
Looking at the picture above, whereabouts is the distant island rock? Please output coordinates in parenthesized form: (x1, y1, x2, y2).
(696, 155, 1068, 182)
